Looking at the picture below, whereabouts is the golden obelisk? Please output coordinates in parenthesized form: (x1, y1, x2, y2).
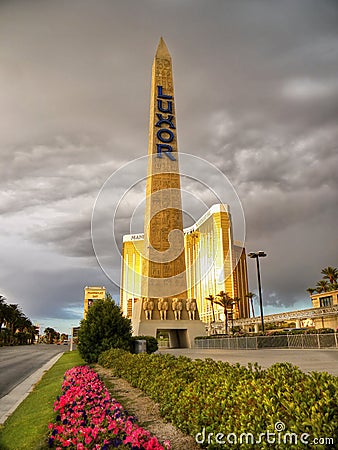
(142, 37, 187, 299)
(131, 38, 205, 347)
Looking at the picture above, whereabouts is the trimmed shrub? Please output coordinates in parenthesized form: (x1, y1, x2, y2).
(78, 297, 132, 363)
(98, 350, 338, 449)
(132, 335, 159, 354)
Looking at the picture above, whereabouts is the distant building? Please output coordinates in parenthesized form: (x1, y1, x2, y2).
(311, 289, 338, 309)
(310, 289, 338, 329)
(84, 286, 106, 318)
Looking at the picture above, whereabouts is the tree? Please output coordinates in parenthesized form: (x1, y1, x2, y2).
(0, 296, 8, 330)
(205, 294, 216, 323)
(0, 296, 37, 345)
(132, 335, 158, 354)
(230, 297, 240, 333)
(306, 288, 316, 296)
(44, 327, 59, 344)
(232, 296, 240, 316)
(78, 295, 132, 363)
(321, 266, 338, 285)
(315, 280, 330, 293)
(6, 304, 24, 345)
(214, 291, 234, 334)
(245, 292, 256, 318)
(60, 333, 68, 342)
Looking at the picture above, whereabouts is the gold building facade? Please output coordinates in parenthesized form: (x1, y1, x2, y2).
(120, 203, 249, 324)
(142, 37, 187, 300)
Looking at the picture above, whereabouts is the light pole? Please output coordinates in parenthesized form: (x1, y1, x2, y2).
(248, 251, 267, 332)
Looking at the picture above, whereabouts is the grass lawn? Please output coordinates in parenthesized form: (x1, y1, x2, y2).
(0, 351, 84, 450)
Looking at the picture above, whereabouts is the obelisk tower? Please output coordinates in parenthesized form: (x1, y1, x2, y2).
(142, 37, 187, 299)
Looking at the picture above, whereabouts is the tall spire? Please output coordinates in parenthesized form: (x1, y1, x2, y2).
(155, 37, 170, 58)
(142, 38, 187, 299)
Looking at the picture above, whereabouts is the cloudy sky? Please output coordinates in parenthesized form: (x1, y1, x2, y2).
(1, 0, 337, 334)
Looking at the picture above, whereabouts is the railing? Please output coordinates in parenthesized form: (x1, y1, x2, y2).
(233, 305, 338, 326)
(194, 333, 338, 350)
(158, 340, 170, 348)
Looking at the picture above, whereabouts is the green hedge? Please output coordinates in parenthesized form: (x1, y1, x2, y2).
(131, 335, 158, 354)
(98, 349, 338, 449)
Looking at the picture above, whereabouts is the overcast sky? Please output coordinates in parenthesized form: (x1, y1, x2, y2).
(1, 0, 337, 334)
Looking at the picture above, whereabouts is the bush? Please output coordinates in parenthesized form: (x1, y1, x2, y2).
(98, 350, 338, 449)
(78, 296, 132, 363)
(132, 335, 159, 354)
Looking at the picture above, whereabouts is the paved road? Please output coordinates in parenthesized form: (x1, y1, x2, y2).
(0, 344, 66, 399)
(159, 348, 338, 375)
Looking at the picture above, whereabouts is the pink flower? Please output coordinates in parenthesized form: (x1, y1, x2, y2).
(48, 365, 170, 449)
(84, 435, 92, 445)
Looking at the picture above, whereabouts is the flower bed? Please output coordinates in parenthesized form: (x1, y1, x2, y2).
(48, 365, 170, 449)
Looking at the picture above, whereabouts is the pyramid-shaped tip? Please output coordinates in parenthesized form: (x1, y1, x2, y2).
(155, 37, 171, 58)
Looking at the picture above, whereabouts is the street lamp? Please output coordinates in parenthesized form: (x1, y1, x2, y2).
(248, 251, 267, 332)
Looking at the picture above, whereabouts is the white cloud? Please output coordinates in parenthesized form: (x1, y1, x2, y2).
(282, 78, 338, 101)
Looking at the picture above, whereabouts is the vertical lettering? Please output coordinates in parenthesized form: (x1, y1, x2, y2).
(155, 114, 175, 129)
(157, 129, 174, 143)
(157, 86, 172, 99)
(157, 144, 176, 161)
(157, 99, 172, 113)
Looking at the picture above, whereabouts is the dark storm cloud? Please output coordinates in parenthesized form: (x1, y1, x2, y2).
(0, 0, 337, 329)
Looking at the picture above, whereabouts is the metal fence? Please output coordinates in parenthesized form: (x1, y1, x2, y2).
(194, 333, 338, 350)
(158, 340, 170, 348)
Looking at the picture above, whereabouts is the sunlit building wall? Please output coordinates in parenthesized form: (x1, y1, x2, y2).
(120, 204, 249, 324)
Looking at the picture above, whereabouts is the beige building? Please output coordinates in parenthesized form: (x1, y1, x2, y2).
(84, 286, 106, 318)
(311, 290, 338, 329)
(311, 289, 338, 309)
(120, 203, 249, 324)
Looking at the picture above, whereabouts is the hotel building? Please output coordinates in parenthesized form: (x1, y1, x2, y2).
(120, 203, 249, 324)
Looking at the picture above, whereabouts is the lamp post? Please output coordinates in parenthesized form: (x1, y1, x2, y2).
(248, 251, 267, 332)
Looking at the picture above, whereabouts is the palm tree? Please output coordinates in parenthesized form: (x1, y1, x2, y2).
(321, 266, 338, 285)
(26, 323, 38, 344)
(232, 296, 240, 318)
(315, 280, 330, 293)
(5, 304, 23, 344)
(245, 292, 256, 318)
(214, 291, 234, 334)
(0, 296, 7, 330)
(205, 294, 216, 323)
(230, 297, 241, 333)
(306, 288, 316, 296)
(44, 327, 59, 344)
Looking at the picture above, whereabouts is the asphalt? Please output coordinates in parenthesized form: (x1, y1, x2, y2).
(0, 352, 63, 425)
(159, 348, 338, 375)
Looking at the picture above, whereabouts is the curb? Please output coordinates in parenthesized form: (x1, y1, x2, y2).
(0, 352, 64, 425)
